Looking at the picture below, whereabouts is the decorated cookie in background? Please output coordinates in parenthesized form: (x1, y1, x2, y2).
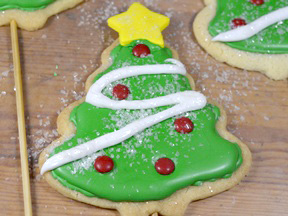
(193, 0, 288, 80)
(39, 3, 251, 216)
(0, 0, 83, 31)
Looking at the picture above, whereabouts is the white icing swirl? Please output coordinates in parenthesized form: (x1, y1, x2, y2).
(41, 59, 206, 174)
(212, 6, 288, 42)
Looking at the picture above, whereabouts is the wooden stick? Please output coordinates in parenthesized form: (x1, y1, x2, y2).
(10, 20, 33, 216)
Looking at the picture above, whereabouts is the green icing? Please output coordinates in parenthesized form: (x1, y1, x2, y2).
(50, 40, 242, 202)
(0, 0, 55, 11)
(209, 0, 288, 54)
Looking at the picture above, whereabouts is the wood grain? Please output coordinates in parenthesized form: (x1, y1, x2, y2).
(0, 0, 287, 215)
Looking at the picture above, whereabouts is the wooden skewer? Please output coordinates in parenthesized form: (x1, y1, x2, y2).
(10, 20, 33, 216)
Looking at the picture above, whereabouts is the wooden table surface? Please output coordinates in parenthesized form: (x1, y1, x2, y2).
(0, 0, 287, 215)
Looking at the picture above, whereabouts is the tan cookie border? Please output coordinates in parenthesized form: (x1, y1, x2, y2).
(0, 0, 83, 31)
(39, 39, 252, 216)
(193, 0, 288, 80)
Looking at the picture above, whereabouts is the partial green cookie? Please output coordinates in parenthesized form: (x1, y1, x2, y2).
(193, 0, 288, 80)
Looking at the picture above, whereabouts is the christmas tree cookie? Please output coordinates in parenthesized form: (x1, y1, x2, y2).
(0, 0, 83, 31)
(39, 3, 251, 216)
(193, 0, 288, 80)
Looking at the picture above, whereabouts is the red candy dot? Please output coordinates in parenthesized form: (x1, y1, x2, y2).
(112, 84, 130, 100)
(94, 156, 114, 173)
(155, 158, 175, 175)
(174, 117, 194, 134)
(132, 44, 151, 58)
(231, 18, 247, 28)
(250, 0, 264, 6)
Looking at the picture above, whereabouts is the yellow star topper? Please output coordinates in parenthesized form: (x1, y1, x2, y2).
(108, 2, 170, 48)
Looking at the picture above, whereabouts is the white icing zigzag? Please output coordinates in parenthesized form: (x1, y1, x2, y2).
(41, 59, 207, 174)
(212, 6, 288, 42)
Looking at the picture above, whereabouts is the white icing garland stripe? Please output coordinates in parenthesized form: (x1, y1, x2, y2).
(212, 6, 288, 42)
(41, 59, 207, 174)
(86, 59, 187, 109)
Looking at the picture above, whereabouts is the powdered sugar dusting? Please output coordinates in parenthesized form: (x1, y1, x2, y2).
(23, 0, 262, 176)
(0, 0, 279, 195)
(0, 1, 286, 215)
